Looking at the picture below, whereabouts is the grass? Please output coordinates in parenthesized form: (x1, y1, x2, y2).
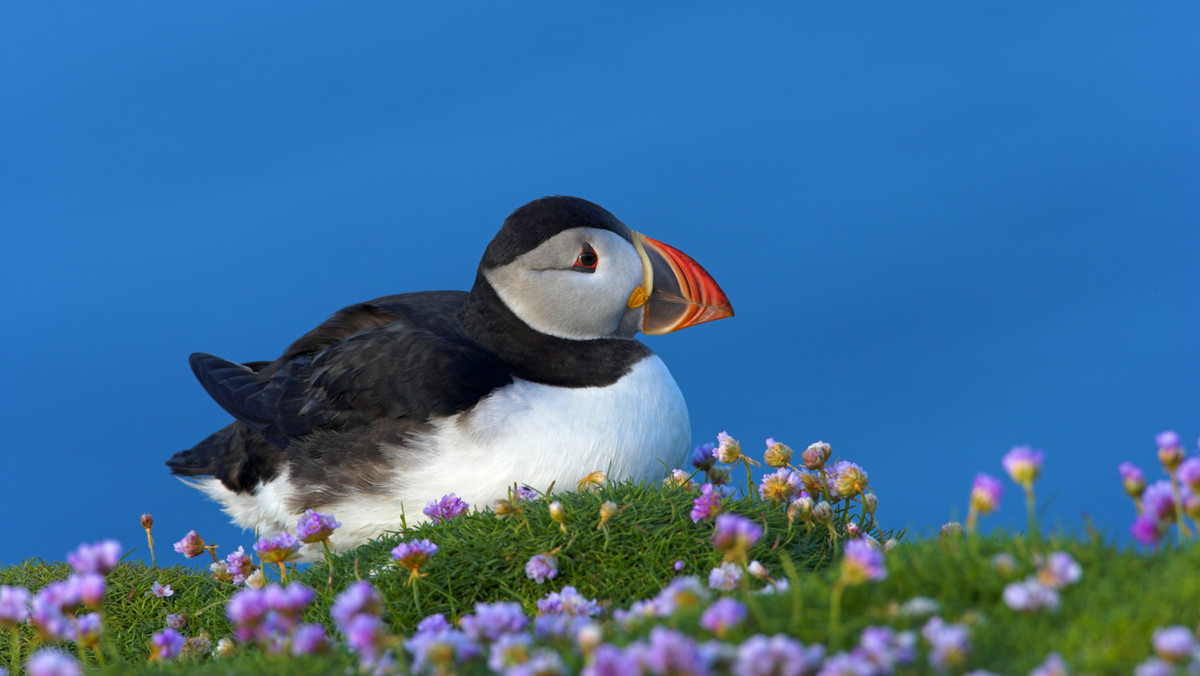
(2, 469, 1198, 674)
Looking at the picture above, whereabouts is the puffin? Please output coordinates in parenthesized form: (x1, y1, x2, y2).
(167, 196, 733, 553)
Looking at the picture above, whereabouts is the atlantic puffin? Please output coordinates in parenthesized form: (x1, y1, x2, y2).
(168, 196, 733, 553)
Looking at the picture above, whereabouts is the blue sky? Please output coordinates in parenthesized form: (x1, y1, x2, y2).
(2, 3, 1197, 566)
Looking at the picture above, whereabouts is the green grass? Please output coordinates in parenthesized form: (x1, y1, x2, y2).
(2, 478, 1197, 675)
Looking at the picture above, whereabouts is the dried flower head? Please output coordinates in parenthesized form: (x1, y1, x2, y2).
(714, 431, 742, 464)
(173, 531, 207, 560)
(802, 441, 832, 470)
(763, 438, 793, 468)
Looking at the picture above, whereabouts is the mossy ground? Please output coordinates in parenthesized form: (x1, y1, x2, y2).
(2, 480, 1196, 674)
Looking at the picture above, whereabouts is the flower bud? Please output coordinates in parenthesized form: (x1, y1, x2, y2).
(714, 432, 741, 464)
(940, 521, 963, 538)
(845, 520, 862, 539)
(802, 442, 831, 470)
(598, 501, 618, 529)
(787, 495, 814, 524)
(708, 466, 732, 486)
(244, 569, 266, 590)
(214, 637, 236, 659)
(549, 501, 565, 524)
(811, 501, 833, 524)
(141, 513, 154, 530)
(577, 470, 607, 491)
(763, 438, 793, 468)
(747, 560, 770, 580)
(493, 499, 517, 519)
(862, 492, 878, 515)
(799, 472, 823, 499)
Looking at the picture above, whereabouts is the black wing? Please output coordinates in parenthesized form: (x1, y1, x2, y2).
(188, 292, 513, 449)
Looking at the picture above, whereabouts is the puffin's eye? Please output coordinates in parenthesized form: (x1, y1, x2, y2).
(572, 244, 598, 273)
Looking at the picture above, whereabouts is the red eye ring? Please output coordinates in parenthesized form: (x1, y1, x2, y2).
(573, 244, 598, 272)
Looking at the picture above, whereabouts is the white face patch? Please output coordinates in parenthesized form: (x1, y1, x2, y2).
(484, 227, 646, 340)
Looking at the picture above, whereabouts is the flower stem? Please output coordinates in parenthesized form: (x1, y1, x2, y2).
(829, 579, 845, 647)
(322, 541, 336, 590)
(1024, 487, 1040, 543)
(817, 467, 830, 503)
(9, 625, 20, 676)
(1168, 474, 1195, 540)
(146, 531, 156, 568)
(965, 505, 978, 534)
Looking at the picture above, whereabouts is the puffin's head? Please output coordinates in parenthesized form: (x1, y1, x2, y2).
(477, 196, 733, 341)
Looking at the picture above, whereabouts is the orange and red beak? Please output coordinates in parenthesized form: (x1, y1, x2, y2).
(628, 232, 734, 335)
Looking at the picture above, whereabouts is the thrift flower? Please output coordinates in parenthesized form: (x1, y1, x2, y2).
(691, 442, 717, 471)
(149, 581, 173, 598)
(840, 539, 887, 585)
(759, 468, 801, 504)
(788, 495, 814, 526)
(173, 531, 206, 559)
(66, 540, 122, 575)
(699, 598, 746, 637)
(829, 462, 869, 500)
(578, 470, 607, 491)
(1142, 481, 1176, 522)
(708, 562, 743, 591)
(1131, 516, 1163, 547)
(1035, 552, 1082, 589)
(691, 483, 724, 522)
(24, 649, 82, 676)
(585, 644, 640, 676)
(674, 560, 685, 572)
(747, 560, 770, 580)
(802, 441, 832, 470)
(460, 601, 529, 643)
(72, 573, 104, 609)
(150, 628, 185, 662)
(295, 510, 341, 543)
(422, 495, 469, 524)
(488, 633, 533, 672)
(922, 617, 971, 671)
(1156, 430, 1184, 472)
(0, 585, 31, 625)
(629, 627, 707, 676)
(225, 547, 255, 585)
(1120, 462, 1147, 499)
(734, 634, 825, 676)
(711, 513, 763, 562)
(665, 468, 694, 488)
(598, 500, 618, 529)
(254, 532, 301, 565)
(525, 552, 558, 584)
(714, 431, 742, 463)
(538, 586, 601, 618)
(1030, 652, 1069, 676)
(392, 539, 438, 582)
(1152, 625, 1196, 663)
(1002, 579, 1060, 613)
(1134, 658, 1175, 676)
(331, 581, 383, 626)
(858, 626, 917, 672)
(1178, 457, 1200, 492)
(1002, 445, 1045, 488)
(73, 612, 102, 648)
(166, 613, 186, 630)
(763, 438, 794, 468)
(291, 623, 330, 656)
(969, 473, 1003, 515)
(226, 588, 269, 642)
(651, 576, 711, 616)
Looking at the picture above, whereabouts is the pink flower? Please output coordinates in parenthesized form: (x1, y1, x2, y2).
(149, 581, 174, 598)
(173, 531, 206, 559)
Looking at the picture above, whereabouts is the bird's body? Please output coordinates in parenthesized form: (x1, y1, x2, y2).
(169, 196, 731, 555)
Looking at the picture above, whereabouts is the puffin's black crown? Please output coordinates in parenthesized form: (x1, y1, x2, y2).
(479, 196, 634, 270)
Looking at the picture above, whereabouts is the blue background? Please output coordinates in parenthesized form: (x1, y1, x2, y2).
(2, 3, 1197, 566)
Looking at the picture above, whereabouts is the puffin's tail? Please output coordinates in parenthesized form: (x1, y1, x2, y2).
(167, 422, 286, 493)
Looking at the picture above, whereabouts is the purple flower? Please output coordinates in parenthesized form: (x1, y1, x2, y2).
(254, 532, 300, 565)
(691, 442, 717, 471)
(291, 623, 330, 656)
(0, 585, 31, 626)
(1030, 652, 1069, 676)
(265, 583, 315, 624)
(714, 431, 742, 463)
(150, 627, 185, 661)
(24, 648, 82, 676)
(226, 588, 269, 642)
(73, 573, 105, 609)
(173, 531, 206, 559)
(691, 483, 724, 523)
(1002, 445, 1044, 488)
(1178, 457, 1200, 491)
(393, 539, 438, 581)
(969, 473, 1003, 514)
(828, 461, 869, 501)
(29, 590, 70, 641)
(1134, 658, 1176, 676)
(712, 514, 763, 559)
(331, 581, 383, 627)
(525, 552, 558, 584)
(1156, 430, 1181, 451)
(700, 598, 746, 637)
(584, 644, 642, 676)
(488, 633, 533, 672)
(1120, 462, 1147, 498)
(344, 613, 390, 664)
(858, 625, 917, 671)
(1035, 552, 1082, 589)
(760, 468, 802, 504)
(674, 560, 685, 572)
(708, 562, 743, 591)
(817, 651, 877, 676)
(1142, 480, 1176, 522)
(150, 581, 174, 598)
(538, 586, 601, 617)
(922, 617, 971, 671)
(506, 651, 566, 676)
(459, 601, 529, 642)
(73, 612, 103, 648)
(1152, 625, 1196, 663)
(423, 494, 470, 524)
(65, 540, 122, 575)
(1002, 579, 1060, 613)
(405, 623, 479, 674)
(652, 576, 711, 617)
(1131, 516, 1164, 546)
(840, 539, 886, 585)
(417, 613, 452, 634)
(629, 627, 708, 676)
(225, 547, 255, 586)
(734, 634, 825, 676)
(166, 613, 187, 630)
(295, 510, 341, 544)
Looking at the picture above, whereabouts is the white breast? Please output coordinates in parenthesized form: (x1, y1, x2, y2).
(193, 354, 691, 555)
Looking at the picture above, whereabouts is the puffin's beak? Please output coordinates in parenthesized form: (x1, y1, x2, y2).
(629, 231, 734, 335)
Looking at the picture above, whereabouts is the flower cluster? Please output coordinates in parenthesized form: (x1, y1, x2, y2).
(1125, 431, 1199, 546)
(423, 493, 470, 524)
(1002, 551, 1082, 613)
